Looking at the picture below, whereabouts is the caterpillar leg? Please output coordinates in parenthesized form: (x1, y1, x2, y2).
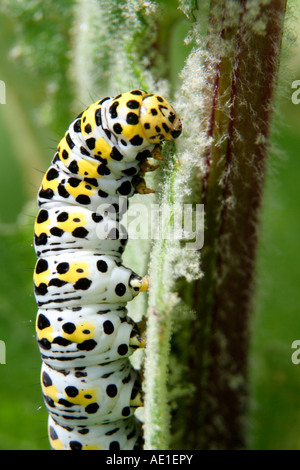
(150, 145, 164, 161)
(130, 378, 144, 408)
(134, 178, 155, 195)
(139, 160, 159, 173)
(134, 145, 164, 194)
(129, 332, 146, 349)
(130, 274, 149, 292)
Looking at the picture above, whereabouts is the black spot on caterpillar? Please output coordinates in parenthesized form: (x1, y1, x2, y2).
(33, 90, 182, 450)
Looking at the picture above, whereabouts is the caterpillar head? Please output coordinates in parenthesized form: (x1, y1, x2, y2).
(140, 94, 182, 144)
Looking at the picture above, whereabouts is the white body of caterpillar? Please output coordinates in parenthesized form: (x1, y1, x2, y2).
(33, 89, 182, 450)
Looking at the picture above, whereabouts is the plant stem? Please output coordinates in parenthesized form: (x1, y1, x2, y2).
(143, 157, 181, 450)
(180, 0, 287, 449)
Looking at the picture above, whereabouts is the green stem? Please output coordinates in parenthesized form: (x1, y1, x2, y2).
(143, 157, 181, 450)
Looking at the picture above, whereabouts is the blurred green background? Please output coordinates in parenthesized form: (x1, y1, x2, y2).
(0, 0, 300, 450)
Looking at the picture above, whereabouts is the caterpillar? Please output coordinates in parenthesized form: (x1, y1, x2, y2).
(33, 89, 182, 450)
